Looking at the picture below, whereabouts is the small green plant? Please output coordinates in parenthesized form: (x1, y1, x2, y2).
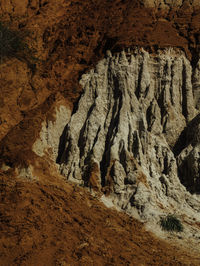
(160, 214, 183, 232)
(0, 21, 37, 65)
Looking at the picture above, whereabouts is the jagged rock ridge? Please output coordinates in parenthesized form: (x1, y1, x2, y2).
(56, 48, 200, 234)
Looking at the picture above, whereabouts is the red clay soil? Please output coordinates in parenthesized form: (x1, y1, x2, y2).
(1, 0, 200, 165)
(0, 170, 200, 266)
(1, 2, 200, 264)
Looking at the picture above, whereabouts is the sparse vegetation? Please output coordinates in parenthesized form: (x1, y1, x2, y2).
(0, 21, 37, 66)
(160, 215, 183, 232)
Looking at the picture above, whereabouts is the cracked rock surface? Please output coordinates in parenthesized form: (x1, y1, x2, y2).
(58, 49, 200, 234)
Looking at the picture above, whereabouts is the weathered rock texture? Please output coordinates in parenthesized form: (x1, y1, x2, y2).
(176, 113, 200, 193)
(58, 49, 200, 231)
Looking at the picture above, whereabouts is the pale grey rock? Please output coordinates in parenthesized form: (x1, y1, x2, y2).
(193, 59, 200, 109)
(32, 105, 71, 161)
(30, 48, 200, 240)
(16, 165, 37, 181)
(58, 48, 200, 228)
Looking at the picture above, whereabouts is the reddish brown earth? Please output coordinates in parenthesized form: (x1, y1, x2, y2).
(0, 169, 200, 266)
(1, 1, 200, 264)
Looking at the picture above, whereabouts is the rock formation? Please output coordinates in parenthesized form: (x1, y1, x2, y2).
(2, 0, 200, 263)
(40, 48, 200, 237)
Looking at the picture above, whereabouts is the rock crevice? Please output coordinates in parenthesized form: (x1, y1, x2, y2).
(56, 49, 200, 226)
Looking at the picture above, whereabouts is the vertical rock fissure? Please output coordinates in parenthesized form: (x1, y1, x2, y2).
(56, 124, 68, 163)
(78, 102, 96, 158)
(100, 77, 123, 186)
(135, 61, 144, 100)
(58, 49, 200, 222)
(182, 64, 188, 119)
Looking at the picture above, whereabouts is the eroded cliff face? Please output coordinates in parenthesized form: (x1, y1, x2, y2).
(34, 48, 199, 239)
(1, 0, 200, 262)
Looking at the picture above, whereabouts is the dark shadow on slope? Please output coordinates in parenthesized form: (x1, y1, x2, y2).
(173, 113, 200, 194)
(181, 64, 188, 119)
(56, 124, 68, 164)
(78, 103, 96, 158)
(56, 92, 84, 164)
(100, 76, 123, 187)
(173, 113, 200, 157)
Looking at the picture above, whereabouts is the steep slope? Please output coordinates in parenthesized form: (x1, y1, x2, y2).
(1, 0, 200, 264)
(35, 48, 199, 240)
(1, 171, 200, 265)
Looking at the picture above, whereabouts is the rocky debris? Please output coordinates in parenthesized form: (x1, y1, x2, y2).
(56, 49, 200, 234)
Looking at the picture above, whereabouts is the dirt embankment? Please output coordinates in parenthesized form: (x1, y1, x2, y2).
(1, 0, 200, 165)
(0, 169, 200, 265)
